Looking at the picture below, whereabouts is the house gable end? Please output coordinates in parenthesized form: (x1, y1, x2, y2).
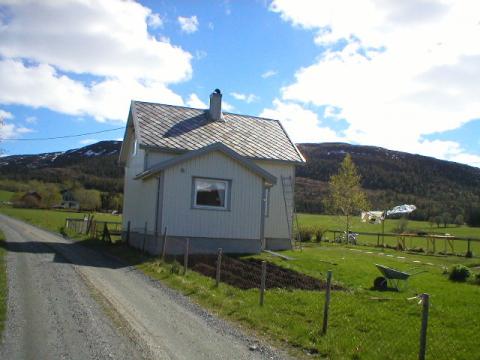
(135, 142, 277, 184)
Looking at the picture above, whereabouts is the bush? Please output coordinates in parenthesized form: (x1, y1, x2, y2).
(313, 226, 327, 242)
(297, 226, 314, 242)
(475, 273, 480, 285)
(448, 265, 471, 282)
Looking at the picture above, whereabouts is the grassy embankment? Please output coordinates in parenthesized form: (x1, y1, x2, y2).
(1, 207, 480, 358)
(0, 230, 7, 335)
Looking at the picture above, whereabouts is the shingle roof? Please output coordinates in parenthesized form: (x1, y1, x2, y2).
(131, 101, 305, 163)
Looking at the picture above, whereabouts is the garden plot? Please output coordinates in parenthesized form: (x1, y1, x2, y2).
(190, 255, 343, 291)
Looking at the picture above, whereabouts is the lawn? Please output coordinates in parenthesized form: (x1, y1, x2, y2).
(2, 208, 480, 359)
(298, 213, 480, 256)
(0, 230, 7, 336)
(0, 190, 14, 202)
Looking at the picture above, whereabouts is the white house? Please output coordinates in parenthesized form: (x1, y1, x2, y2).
(119, 89, 305, 254)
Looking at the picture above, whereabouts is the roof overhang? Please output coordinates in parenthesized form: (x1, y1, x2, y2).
(134, 142, 277, 185)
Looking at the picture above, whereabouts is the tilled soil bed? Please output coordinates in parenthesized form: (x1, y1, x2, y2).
(189, 255, 343, 291)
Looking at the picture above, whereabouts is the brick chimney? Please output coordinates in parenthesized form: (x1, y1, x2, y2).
(209, 89, 224, 122)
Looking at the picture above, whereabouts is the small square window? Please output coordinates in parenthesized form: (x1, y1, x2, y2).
(193, 178, 229, 209)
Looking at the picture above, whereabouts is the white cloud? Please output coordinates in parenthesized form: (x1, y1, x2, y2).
(261, 70, 277, 78)
(0, 122, 34, 139)
(79, 138, 97, 145)
(270, 0, 480, 166)
(0, 0, 192, 122)
(222, 101, 234, 112)
(25, 116, 37, 124)
(147, 13, 163, 28)
(260, 99, 344, 143)
(186, 93, 207, 109)
(0, 109, 13, 121)
(230, 92, 259, 103)
(178, 15, 199, 34)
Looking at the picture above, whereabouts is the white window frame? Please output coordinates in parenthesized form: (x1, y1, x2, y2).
(192, 177, 230, 211)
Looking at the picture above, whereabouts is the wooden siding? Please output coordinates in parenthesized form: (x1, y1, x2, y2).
(255, 160, 295, 239)
(161, 151, 263, 239)
(123, 143, 158, 233)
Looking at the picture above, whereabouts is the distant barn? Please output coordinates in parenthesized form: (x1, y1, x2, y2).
(119, 89, 305, 254)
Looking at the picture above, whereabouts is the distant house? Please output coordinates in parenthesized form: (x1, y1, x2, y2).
(119, 89, 305, 254)
(19, 191, 42, 208)
(58, 189, 80, 210)
(59, 200, 80, 211)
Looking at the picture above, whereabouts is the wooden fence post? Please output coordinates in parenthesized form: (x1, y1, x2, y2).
(126, 221, 131, 245)
(419, 293, 430, 360)
(161, 227, 168, 260)
(466, 240, 472, 258)
(259, 261, 267, 306)
(215, 248, 223, 287)
(142, 222, 148, 254)
(183, 238, 189, 275)
(322, 270, 333, 335)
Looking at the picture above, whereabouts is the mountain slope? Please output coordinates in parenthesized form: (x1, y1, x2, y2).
(0, 141, 123, 192)
(296, 143, 480, 220)
(1, 140, 479, 221)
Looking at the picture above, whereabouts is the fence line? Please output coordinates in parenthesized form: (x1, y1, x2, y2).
(323, 229, 479, 257)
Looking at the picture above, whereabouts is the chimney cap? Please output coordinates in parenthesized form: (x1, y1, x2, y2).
(214, 88, 221, 95)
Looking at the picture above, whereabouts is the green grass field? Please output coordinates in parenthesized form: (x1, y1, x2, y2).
(0, 207, 121, 239)
(2, 207, 480, 358)
(0, 230, 7, 336)
(0, 190, 14, 202)
(298, 213, 480, 256)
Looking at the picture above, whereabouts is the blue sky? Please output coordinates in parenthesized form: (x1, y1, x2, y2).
(0, 0, 479, 167)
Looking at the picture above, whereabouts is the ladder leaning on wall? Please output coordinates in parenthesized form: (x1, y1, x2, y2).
(281, 176, 302, 249)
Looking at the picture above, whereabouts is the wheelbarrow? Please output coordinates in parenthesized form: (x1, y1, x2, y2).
(373, 264, 426, 291)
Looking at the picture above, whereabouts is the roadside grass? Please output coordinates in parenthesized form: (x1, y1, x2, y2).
(0, 207, 120, 238)
(298, 213, 480, 255)
(0, 230, 7, 336)
(3, 208, 480, 358)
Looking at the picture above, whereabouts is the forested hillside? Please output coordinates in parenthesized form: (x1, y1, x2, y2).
(296, 143, 480, 221)
(1, 140, 480, 222)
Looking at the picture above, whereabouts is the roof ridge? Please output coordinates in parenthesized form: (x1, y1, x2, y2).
(132, 100, 280, 123)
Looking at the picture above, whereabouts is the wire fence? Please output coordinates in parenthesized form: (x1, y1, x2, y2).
(319, 230, 480, 258)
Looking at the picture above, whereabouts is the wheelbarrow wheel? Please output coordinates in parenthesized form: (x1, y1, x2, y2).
(373, 276, 387, 290)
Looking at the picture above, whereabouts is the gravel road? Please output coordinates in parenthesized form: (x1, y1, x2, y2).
(0, 215, 290, 360)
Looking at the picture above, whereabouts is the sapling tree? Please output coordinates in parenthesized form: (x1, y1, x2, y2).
(326, 154, 369, 238)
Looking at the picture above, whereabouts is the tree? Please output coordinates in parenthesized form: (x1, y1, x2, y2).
(442, 212, 452, 228)
(454, 214, 464, 227)
(428, 216, 436, 228)
(73, 188, 101, 211)
(434, 215, 442, 228)
(39, 183, 62, 208)
(326, 154, 369, 237)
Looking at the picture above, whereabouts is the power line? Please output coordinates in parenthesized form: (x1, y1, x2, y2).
(0, 127, 125, 141)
